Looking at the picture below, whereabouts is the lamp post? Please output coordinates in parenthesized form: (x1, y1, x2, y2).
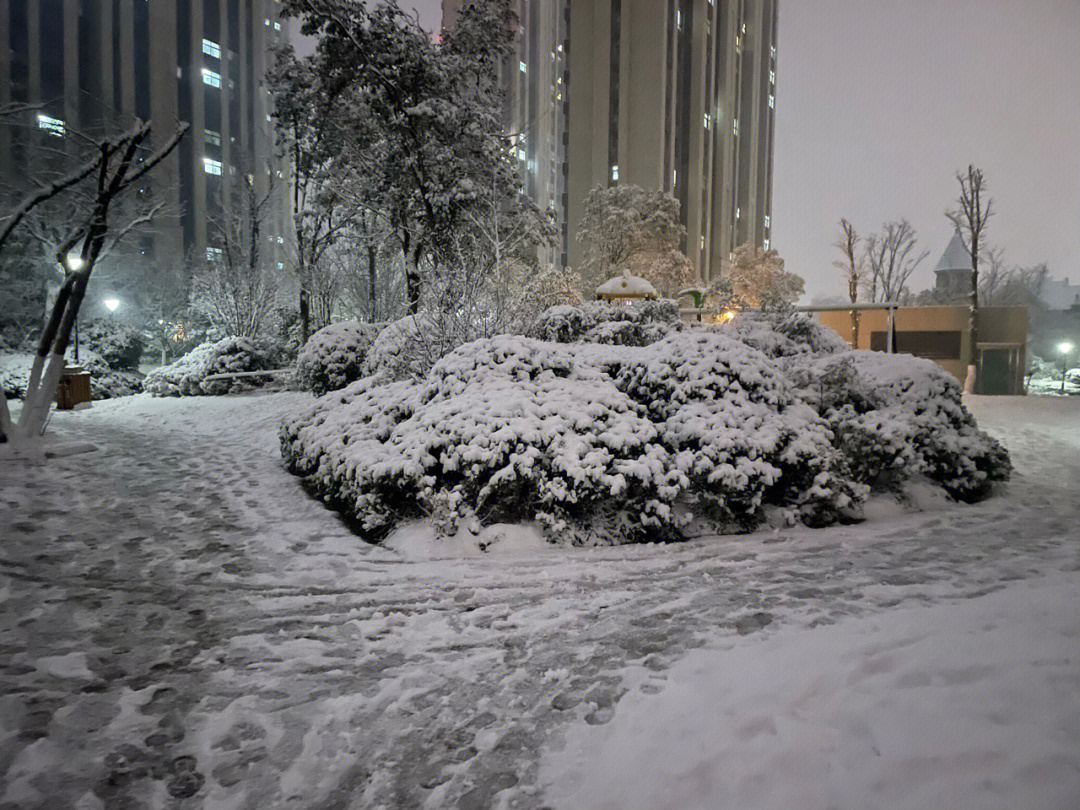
(104, 298, 120, 313)
(1059, 341, 1074, 393)
(64, 252, 85, 363)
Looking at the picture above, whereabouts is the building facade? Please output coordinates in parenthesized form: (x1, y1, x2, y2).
(0, 0, 290, 267)
(442, 0, 778, 284)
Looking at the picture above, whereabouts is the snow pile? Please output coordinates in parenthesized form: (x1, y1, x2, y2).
(144, 337, 288, 396)
(281, 318, 1008, 545)
(531, 299, 682, 347)
(296, 321, 381, 395)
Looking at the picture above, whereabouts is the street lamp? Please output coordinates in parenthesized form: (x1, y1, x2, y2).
(1058, 341, 1074, 393)
(104, 298, 120, 312)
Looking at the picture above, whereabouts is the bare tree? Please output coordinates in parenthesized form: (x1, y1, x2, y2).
(946, 165, 993, 391)
(863, 220, 929, 303)
(1, 120, 187, 447)
(832, 217, 864, 345)
(196, 174, 279, 338)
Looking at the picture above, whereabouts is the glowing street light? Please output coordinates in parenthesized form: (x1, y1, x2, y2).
(1058, 341, 1075, 393)
(104, 298, 120, 312)
(65, 252, 84, 271)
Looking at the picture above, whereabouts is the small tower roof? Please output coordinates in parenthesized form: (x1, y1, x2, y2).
(933, 232, 973, 275)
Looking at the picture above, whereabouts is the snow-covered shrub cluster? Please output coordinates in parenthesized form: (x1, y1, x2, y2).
(77, 349, 144, 399)
(1, 349, 141, 400)
(531, 299, 682, 347)
(360, 313, 438, 381)
(145, 336, 288, 396)
(802, 352, 1011, 501)
(0, 352, 35, 398)
(80, 319, 144, 371)
(296, 321, 381, 395)
(282, 312, 1010, 545)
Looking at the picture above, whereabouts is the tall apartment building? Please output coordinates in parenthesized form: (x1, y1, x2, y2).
(442, 0, 778, 284)
(0, 0, 290, 268)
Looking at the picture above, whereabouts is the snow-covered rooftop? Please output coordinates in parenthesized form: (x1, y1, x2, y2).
(933, 232, 973, 275)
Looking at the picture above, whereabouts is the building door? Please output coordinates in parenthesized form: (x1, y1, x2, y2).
(979, 349, 1012, 395)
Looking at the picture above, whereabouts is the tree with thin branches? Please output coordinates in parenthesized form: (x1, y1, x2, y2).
(946, 165, 993, 391)
(832, 217, 864, 345)
(863, 219, 929, 304)
(0, 119, 187, 448)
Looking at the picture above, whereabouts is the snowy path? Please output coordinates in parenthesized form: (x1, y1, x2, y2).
(0, 393, 1077, 809)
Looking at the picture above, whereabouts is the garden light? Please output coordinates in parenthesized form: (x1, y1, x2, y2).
(1057, 341, 1074, 393)
(104, 298, 120, 312)
(65, 252, 84, 271)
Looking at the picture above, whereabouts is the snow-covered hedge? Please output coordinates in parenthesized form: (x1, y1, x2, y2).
(144, 337, 288, 396)
(531, 299, 681, 346)
(281, 315, 1010, 545)
(296, 321, 381, 395)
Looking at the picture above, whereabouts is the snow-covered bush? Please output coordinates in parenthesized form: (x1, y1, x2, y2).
(81, 319, 144, 370)
(78, 349, 143, 399)
(282, 317, 1010, 545)
(145, 336, 288, 396)
(296, 321, 381, 395)
(1, 349, 142, 400)
(361, 313, 439, 381)
(531, 299, 682, 346)
(0, 352, 35, 398)
(806, 352, 1011, 500)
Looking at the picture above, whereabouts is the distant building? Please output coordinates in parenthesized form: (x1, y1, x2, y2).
(442, 0, 778, 284)
(933, 231, 973, 300)
(1039, 276, 1080, 311)
(0, 0, 291, 266)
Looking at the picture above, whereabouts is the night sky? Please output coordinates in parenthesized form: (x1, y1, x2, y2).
(391, 0, 1080, 298)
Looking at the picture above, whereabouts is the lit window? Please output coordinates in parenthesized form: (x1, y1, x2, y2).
(677, 10, 682, 29)
(274, 22, 281, 32)
(735, 36, 741, 53)
(557, 43, 564, 53)
(206, 247, 223, 262)
(276, 236, 284, 244)
(527, 159, 536, 173)
(202, 38, 221, 58)
(735, 207, 740, 219)
(673, 169, 678, 186)
(266, 114, 272, 122)
(770, 45, 777, 60)
(519, 61, 527, 73)
(204, 129, 221, 146)
(202, 68, 221, 88)
(611, 164, 619, 181)
(518, 148, 527, 161)
(703, 112, 711, 129)
(700, 235, 705, 249)
(37, 114, 65, 137)
(768, 94, 775, 109)
(733, 118, 739, 135)
(741, 22, 747, 34)
(764, 215, 771, 228)
(763, 237, 770, 249)
(203, 157, 223, 175)
(277, 261, 284, 270)
(770, 70, 776, 84)
(265, 18, 270, 26)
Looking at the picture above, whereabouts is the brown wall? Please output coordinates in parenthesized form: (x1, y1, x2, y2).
(815, 306, 1027, 392)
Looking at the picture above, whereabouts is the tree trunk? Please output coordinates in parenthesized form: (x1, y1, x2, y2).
(367, 242, 378, 321)
(299, 287, 310, 345)
(967, 240, 979, 393)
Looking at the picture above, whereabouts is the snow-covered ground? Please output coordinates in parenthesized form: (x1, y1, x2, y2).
(1, 392, 1077, 809)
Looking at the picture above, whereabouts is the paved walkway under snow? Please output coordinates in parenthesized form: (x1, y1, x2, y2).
(0, 393, 1077, 809)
